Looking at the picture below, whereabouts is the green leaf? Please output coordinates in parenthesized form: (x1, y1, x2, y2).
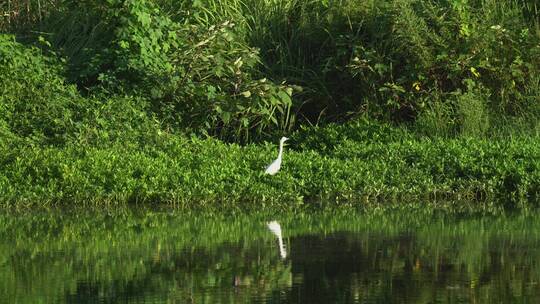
(285, 87, 293, 96)
(277, 91, 292, 104)
(221, 111, 231, 123)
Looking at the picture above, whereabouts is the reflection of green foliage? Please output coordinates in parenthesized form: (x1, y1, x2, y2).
(2, 209, 540, 302)
(0, 209, 294, 303)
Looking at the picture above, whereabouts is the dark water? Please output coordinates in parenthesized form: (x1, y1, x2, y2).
(1, 209, 540, 303)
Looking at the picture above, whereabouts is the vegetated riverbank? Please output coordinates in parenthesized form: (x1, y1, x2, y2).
(1, 1, 539, 209)
(1, 123, 539, 209)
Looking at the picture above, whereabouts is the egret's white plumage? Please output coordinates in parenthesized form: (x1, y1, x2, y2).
(267, 220, 287, 259)
(265, 137, 289, 175)
(267, 220, 282, 236)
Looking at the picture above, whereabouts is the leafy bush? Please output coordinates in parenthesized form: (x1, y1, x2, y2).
(454, 80, 491, 138)
(73, 94, 162, 148)
(291, 118, 412, 152)
(0, 34, 161, 147)
(414, 80, 491, 138)
(1, 0, 540, 210)
(0, 34, 83, 144)
(41, 0, 295, 141)
(341, 0, 540, 124)
(188, 0, 540, 129)
(5, 0, 540, 139)
(414, 98, 456, 138)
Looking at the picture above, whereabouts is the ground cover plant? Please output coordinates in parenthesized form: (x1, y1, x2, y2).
(1, 127, 539, 209)
(0, 0, 539, 209)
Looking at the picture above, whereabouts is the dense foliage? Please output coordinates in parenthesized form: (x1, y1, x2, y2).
(0, 0, 539, 208)
(1, 126, 539, 208)
(2, 0, 539, 137)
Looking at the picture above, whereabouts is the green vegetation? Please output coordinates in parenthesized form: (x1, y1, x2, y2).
(1, 125, 538, 208)
(0, 0, 539, 208)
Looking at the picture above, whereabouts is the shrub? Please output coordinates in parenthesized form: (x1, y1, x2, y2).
(414, 98, 456, 138)
(292, 118, 412, 153)
(0, 34, 161, 147)
(0, 34, 82, 144)
(454, 80, 491, 138)
(72, 94, 162, 148)
(191, 0, 540, 126)
(43, 0, 295, 141)
(5, 0, 540, 138)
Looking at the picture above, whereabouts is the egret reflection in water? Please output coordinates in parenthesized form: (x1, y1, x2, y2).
(267, 220, 287, 259)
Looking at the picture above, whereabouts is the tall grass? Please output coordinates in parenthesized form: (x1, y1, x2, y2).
(0, 0, 59, 32)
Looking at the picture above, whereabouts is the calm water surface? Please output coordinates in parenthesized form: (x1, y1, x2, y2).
(1, 208, 540, 303)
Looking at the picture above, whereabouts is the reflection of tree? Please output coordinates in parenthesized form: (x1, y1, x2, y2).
(1, 210, 540, 303)
(0, 210, 294, 303)
(281, 226, 540, 304)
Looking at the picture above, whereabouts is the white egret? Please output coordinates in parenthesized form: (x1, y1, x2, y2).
(264, 136, 289, 175)
(267, 220, 287, 259)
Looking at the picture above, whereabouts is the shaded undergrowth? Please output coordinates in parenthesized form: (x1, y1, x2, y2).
(1, 0, 539, 139)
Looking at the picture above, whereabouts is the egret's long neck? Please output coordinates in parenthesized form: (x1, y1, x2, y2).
(277, 141, 285, 160)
